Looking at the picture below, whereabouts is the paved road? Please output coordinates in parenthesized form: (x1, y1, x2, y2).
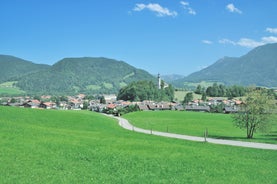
(109, 115, 277, 150)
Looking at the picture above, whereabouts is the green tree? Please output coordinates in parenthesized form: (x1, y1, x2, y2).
(99, 96, 106, 104)
(201, 92, 207, 101)
(232, 88, 275, 139)
(183, 92, 193, 104)
(82, 101, 89, 110)
(60, 96, 68, 102)
(10, 98, 16, 103)
(195, 85, 202, 94)
(117, 80, 174, 102)
(34, 96, 41, 101)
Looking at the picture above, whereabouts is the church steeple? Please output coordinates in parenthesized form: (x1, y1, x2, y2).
(158, 73, 161, 89)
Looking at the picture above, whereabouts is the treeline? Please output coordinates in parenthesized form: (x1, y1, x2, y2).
(194, 83, 246, 98)
(117, 80, 174, 102)
(194, 83, 277, 99)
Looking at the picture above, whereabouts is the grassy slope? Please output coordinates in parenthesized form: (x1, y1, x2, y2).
(1, 107, 277, 183)
(0, 81, 25, 96)
(124, 111, 277, 144)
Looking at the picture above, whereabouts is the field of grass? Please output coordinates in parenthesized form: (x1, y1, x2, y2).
(124, 111, 277, 144)
(1, 106, 277, 183)
(0, 81, 25, 96)
(174, 91, 202, 102)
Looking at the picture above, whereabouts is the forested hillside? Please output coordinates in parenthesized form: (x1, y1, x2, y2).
(16, 57, 156, 95)
(174, 43, 277, 88)
(117, 80, 175, 102)
(0, 55, 50, 83)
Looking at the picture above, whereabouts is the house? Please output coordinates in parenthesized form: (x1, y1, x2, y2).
(40, 95, 52, 100)
(106, 103, 117, 110)
(77, 94, 86, 99)
(23, 100, 41, 108)
(40, 102, 57, 109)
(138, 104, 149, 111)
(69, 99, 83, 110)
(156, 103, 171, 110)
(224, 106, 239, 114)
(148, 104, 159, 111)
(174, 104, 185, 111)
(103, 94, 117, 103)
(6, 102, 22, 107)
(185, 105, 210, 112)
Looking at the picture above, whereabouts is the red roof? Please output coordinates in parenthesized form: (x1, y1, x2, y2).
(107, 104, 116, 109)
(31, 100, 41, 104)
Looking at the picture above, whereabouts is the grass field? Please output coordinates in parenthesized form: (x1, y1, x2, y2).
(1, 106, 277, 183)
(174, 91, 203, 102)
(0, 81, 25, 96)
(123, 111, 277, 144)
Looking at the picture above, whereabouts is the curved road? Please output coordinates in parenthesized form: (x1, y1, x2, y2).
(108, 115, 277, 150)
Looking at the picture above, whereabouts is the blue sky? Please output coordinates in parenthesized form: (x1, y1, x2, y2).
(1, 0, 277, 76)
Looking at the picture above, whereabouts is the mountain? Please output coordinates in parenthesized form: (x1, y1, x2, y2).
(0, 55, 50, 83)
(175, 43, 277, 88)
(16, 57, 156, 95)
(160, 74, 184, 83)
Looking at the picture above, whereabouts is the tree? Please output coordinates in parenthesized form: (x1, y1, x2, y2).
(195, 85, 202, 94)
(183, 92, 193, 104)
(99, 96, 106, 104)
(10, 98, 16, 103)
(201, 92, 207, 101)
(232, 88, 275, 139)
(82, 101, 89, 110)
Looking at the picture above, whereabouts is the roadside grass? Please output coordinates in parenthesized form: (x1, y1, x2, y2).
(123, 111, 277, 144)
(1, 106, 277, 183)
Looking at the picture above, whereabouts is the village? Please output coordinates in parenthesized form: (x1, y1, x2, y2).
(0, 93, 242, 114)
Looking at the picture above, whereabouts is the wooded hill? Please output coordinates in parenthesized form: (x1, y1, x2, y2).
(0, 55, 50, 83)
(0, 56, 156, 95)
(174, 43, 277, 88)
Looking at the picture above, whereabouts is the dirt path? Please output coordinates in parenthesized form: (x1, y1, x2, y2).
(110, 115, 277, 150)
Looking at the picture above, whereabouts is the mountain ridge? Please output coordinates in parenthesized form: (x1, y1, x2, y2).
(1, 43, 277, 95)
(12, 56, 156, 95)
(174, 43, 277, 88)
(0, 54, 50, 83)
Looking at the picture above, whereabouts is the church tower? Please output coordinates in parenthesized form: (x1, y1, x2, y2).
(158, 73, 161, 89)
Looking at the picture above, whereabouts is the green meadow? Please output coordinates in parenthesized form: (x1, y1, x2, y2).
(124, 111, 277, 144)
(1, 106, 277, 183)
(0, 81, 25, 96)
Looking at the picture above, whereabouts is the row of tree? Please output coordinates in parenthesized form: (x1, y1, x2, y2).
(194, 83, 277, 100)
(194, 83, 247, 98)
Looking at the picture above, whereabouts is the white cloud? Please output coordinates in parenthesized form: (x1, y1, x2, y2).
(237, 38, 263, 48)
(226, 3, 242, 14)
(180, 1, 189, 6)
(180, 1, 196, 15)
(219, 39, 236, 45)
(219, 36, 277, 48)
(262, 36, 277, 43)
(266, 28, 277, 34)
(202, 40, 213, 44)
(133, 3, 177, 17)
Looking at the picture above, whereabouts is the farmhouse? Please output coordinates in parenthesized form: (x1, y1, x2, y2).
(40, 102, 57, 109)
(185, 105, 210, 112)
(22, 100, 41, 108)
